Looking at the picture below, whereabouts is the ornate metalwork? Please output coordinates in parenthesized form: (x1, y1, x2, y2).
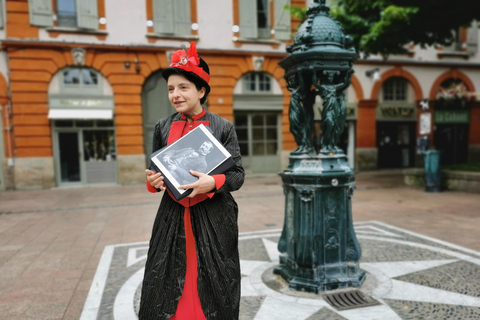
(275, 0, 365, 293)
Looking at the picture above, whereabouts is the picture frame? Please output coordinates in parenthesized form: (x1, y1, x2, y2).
(150, 124, 235, 201)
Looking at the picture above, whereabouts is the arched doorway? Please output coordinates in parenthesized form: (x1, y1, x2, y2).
(376, 77, 417, 168)
(141, 70, 175, 167)
(233, 72, 283, 173)
(48, 67, 116, 186)
(434, 78, 471, 165)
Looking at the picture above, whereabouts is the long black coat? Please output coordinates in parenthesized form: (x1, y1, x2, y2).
(139, 111, 245, 320)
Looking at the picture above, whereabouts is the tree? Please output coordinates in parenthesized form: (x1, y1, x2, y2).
(288, 0, 480, 57)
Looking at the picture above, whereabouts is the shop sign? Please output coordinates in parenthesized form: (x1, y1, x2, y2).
(377, 104, 416, 120)
(60, 99, 107, 107)
(49, 96, 114, 110)
(435, 110, 470, 124)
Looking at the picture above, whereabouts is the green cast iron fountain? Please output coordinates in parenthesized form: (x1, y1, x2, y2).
(274, 0, 365, 293)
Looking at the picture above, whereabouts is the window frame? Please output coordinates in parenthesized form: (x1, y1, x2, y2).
(146, 0, 198, 41)
(28, 0, 107, 37)
(242, 72, 273, 94)
(382, 77, 408, 102)
(235, 0, 291, 43)
(60, 67, 104, 95)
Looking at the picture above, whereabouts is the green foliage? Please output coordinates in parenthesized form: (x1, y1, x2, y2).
(284, 4, 307, 21)
(287, 0, 480, 57)
(443, 162, 480, 172)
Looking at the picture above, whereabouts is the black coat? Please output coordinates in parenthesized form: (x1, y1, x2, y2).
(139, 111, 245, 320)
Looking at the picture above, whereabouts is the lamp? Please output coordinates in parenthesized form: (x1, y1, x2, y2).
(365, 68, 380, 81)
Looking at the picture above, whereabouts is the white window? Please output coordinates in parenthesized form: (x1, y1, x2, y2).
(239, 0, 291, 41)
(443, 23, 478, 55)
(152, 0, 191, 36)
(243, 73, 272, 93)
(28, 0, 98, 29)
(61, 68, 102, 95)
(383, 77, 407, 102)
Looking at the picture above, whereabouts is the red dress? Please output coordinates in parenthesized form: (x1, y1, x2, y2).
(146, 109, 225, 320)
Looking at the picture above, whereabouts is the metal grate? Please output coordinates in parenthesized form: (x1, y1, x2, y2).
(323, 290, 381, 311)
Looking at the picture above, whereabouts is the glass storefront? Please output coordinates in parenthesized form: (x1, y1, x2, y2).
(54, 120, 116, 185)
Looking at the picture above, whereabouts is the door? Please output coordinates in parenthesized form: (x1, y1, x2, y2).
(58, 132, 81, 183)
(434, 124, 469, 165)
(377, 121, 415, 168)
(82, 129, 117, 183)
(142, 71, 174, 167)
(55, 127, 117, 185)
(234, 111, 281, 173)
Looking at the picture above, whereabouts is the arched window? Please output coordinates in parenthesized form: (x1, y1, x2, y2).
(243, 72, 272, 93)
(383, 77, 408, 101)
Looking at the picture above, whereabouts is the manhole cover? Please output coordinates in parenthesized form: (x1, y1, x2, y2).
(324, 290, 380, 311)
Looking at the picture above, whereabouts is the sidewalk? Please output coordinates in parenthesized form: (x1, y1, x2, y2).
(0, 170, 479, 319)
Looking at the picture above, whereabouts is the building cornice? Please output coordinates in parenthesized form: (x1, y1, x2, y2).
(1, 39, 479, 68)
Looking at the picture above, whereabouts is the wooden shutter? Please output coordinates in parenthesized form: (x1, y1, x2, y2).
(239, 0, 257, 39)
(76, 0, 98, 29)
(28, 0, 53, 27)
(153, 0, 174, 34)
(274, 0, 291, 41)
(0, 3, 4, 29)
(174, 0, 191, 36)
(466, 21, 478, 55)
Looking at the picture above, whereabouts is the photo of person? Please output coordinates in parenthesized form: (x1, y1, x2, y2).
(160, 140, 214, 184)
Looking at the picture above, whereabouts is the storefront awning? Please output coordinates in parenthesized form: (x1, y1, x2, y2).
(48, 109, 113, 120)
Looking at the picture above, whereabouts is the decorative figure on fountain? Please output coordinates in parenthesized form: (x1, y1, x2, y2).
(312, 69, 353, 153)
(287, 72, 315, 155)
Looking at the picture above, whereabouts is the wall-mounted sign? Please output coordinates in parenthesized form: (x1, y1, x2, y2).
(435, 110, 470, 124)
(419, 112, 431, 135)
(49, 95, 114, 110)
(377, 103, 416, 120)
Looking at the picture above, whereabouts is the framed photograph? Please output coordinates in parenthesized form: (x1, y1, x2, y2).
(150, 124, 235, 200)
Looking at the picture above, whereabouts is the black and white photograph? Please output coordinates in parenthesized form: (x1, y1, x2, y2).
(150, 124, 234, 199)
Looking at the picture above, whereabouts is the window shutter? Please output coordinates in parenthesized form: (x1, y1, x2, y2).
(466, 22, 478, 55)
(274, 0, 291, 41)
(174, 0, 191, 36)
(76, 0, 98, 29)
(239, 0, 257, 39)
(153, 0, 174, 34)
(28, 0, 53, 27)
(0, 3, 4, 29)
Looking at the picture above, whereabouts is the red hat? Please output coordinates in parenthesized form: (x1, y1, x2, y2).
(162, 42, 210, 94)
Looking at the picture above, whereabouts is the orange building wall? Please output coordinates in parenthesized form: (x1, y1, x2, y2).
(6, 46, 168, 158)
(0, 74, 10, 160)
(6, 0, 39, 39)
(5, 44, 294, 159)
(356, 99, 377, 148)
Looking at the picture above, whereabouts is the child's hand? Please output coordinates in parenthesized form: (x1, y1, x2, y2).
(146, 169, 166, 191)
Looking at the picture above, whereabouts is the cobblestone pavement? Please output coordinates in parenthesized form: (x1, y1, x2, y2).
(1, 170, 479, 319)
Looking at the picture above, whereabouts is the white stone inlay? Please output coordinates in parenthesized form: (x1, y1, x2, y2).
(127, 246, 149, 267)
(386, 279, 480, 307)
(361, 259, 458, 278)
(253, 296, 321, 320)
(262, 237, 280, 263)
(113, 268, 144, 320)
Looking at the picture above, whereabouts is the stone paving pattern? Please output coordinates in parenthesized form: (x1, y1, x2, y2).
(0, 170, 479, 319)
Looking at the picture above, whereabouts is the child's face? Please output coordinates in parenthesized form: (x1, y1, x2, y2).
(167, 74, 205, 117)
